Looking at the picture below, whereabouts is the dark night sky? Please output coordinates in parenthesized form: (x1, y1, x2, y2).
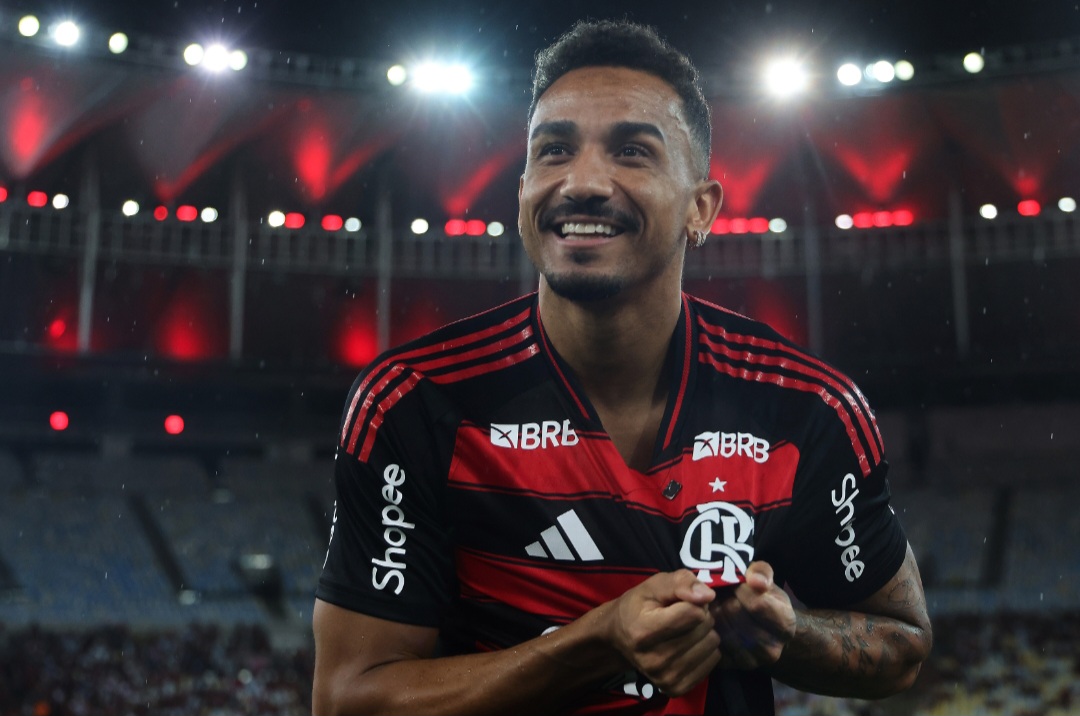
(7, 0, 1080, 70)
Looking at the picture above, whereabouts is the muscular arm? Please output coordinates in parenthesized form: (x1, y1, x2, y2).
(312, 571, 721, 716)
(710, 545, 932, 700)
(770, 544, 933, 698)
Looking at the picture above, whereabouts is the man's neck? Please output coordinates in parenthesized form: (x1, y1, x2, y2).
(537, 282, 682, 411)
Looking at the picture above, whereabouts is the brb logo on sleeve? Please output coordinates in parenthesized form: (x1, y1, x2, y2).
(679, 501, 755, 585)
(490, 420, 579, 449)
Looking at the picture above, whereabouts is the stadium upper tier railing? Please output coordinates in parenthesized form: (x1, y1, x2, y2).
(2, 205, 1078, 279)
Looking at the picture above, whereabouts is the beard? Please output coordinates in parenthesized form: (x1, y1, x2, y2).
(544, 271, 626, 302)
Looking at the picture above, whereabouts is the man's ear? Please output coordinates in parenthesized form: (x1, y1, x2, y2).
(687, 179, 723, 235)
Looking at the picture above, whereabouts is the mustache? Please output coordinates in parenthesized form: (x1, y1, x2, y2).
(540, 200, 640, 233)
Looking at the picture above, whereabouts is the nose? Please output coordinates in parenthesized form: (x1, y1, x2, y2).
(559, 146, 614, 204)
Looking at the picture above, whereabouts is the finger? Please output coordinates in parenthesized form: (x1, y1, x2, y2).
(664, 636, 723, 696)
(743, 561, 774, 593)
(636, 600, 714, 650)
(669, 570, 715, 605)
(647, 627, 722, 696)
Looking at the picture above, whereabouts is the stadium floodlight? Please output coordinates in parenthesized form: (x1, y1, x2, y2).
(52, 20, 80, 47)
(386, 64, 408, 86)
(121, 200, 139, 216)
(768, 218, 788, 233)
(837, 63, 862, 86)
(413, 62, 473, 94)
(963, 52, 985, 73)
(835, 214, 854, 230)
(979, 203, 998, 219)
(870, 60, 895, 83)
(51, 193, 70, 209)
(1059, 197, 1077, 213)
(487, 221, 505, 237)
(763, 57, 808, 98)
(410, 218, 430, 235)
(183, 43, 204, 66)
(344, 217, 362, 232)
(18, 15, 40, 37)
(201, 207, 218, 223)
(108, 32, 129, 54)
(894, 60, 915, 81)
(202, 44, 231, 72)
(267, 210, 286, 228)
(229, 50, 248, 71)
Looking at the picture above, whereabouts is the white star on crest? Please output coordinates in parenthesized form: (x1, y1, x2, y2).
(709, 478, 726, 492)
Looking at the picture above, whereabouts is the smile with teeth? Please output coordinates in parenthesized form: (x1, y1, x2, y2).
(558, 222, 621, 238)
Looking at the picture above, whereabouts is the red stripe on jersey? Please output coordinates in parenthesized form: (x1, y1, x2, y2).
(456, 548, 653, 621)
(340, 306, 532, 446)
(698, 351, 875, 478)
(354, 343, 540, 461)
(698, 319, 883, 467)
(661, 294, 694, 451)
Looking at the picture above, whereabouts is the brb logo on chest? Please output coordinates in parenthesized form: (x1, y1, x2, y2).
(370, 463, 415, 596)
(692, 431, 770, 464)
(490, 420, 578, 450)
(680, 501, 755, 585)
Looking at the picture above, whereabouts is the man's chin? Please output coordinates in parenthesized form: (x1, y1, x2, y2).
(545, 273, 625, 302)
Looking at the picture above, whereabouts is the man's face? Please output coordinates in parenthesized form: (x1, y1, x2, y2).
(518, 66, 708, 303)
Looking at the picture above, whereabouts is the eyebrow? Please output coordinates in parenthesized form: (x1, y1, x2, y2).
(529, 120, 666, 144)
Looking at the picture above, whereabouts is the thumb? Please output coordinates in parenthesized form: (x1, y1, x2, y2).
(744, 561, 775, 594)
(665, 569, 715, 605)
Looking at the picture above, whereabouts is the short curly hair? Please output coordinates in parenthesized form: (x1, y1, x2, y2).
(529, 19, 712, 179)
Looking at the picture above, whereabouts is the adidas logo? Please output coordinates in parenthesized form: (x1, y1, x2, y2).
(525, 509, 603, 561)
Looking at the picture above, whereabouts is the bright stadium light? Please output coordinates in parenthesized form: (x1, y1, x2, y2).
(410, 218, 430, 234)
(835, 214, 854, 230)
(121, 200, 139, 216)
(267, 210, 286, 228)
(963, 52, 985, 73)
(108, 32, 129, 54)
(18, 15, 40, 37)
(768, 218, 788, 233)
(51, 193, 70, 209)
(1059, 197, 1077, 213)
(183, 43, 204, 66)
(52, 20, 80, 47)
(487, 221, 505, 237)
(344, 217, 362, 232)
(201, 207, 218, 223)
(413, 62, 473, 94)
(763, 57, 808, 98)
(386, 64, 408, 86)
(894, 60, 915, 81)
(870, 60, 895, 83)
(837, 63, 862, 86)
(229, 50, 248, 71)
(202, 44, 231, 72)
(979, 203, 998, 219)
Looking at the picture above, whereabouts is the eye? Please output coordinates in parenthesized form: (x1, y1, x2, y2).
(537, 143, 570, 157)
(618, 144, 650, 158)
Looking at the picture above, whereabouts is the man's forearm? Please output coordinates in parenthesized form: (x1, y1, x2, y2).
(769, 577, 933, 699)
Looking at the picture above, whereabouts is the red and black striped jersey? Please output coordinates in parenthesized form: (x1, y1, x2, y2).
(317, 292, 906, 716)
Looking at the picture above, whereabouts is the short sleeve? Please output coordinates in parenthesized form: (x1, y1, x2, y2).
(778, 393, 907, 608)
(316, 369, 456, 627)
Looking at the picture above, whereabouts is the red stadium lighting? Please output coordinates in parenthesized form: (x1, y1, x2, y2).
(852, 212, 874, 229)
(153, 206, 169, 221)
(445, 219, 466, 236)
(465, 219, 486, 236)
(1017, 199, 1041, 217)
(872, 211, 893, 228)
(49, 411, 69, 431)
(176, 205, 198, 222)
(892, 209, 914, 226)
(321, 214, 344, 231)
(164, 414, 185, 435)
(47, 318, 66, 339)
(0, 186, 8, 202)
(748, 217, 770, 234)
(711, 217, 730, 235)
(27, 191, 48, 208)
(284, 212, 305, 229)
(729, 218, 749, 234)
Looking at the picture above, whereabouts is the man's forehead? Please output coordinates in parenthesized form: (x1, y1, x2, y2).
(529, 66, 689, 137)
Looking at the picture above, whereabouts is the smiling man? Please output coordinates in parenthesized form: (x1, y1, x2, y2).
(312, 20, 931, 716)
